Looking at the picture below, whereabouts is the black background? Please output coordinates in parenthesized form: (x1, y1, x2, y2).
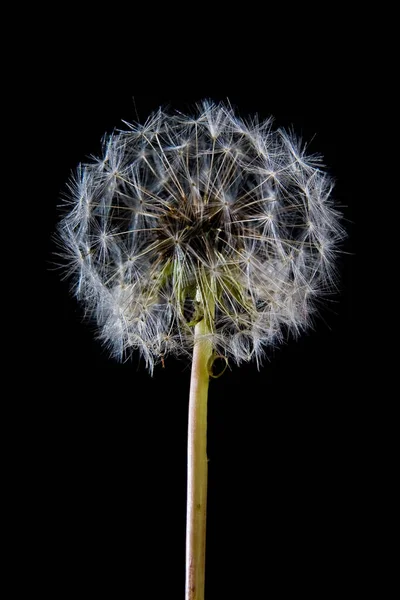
(32, 72, 365, 597)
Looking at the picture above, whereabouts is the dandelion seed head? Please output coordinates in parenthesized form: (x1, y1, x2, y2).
(57, 100, 345, 373)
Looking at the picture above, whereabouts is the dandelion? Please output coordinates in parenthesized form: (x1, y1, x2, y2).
(57, 100, 344, 600)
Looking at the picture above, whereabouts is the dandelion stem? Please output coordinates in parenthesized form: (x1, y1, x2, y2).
(185, 290, 214, 600)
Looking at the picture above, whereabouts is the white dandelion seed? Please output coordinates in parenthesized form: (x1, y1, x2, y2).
(57, 100, 344, 374)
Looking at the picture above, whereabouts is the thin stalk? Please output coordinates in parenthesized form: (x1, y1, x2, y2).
(185, 291, 214, 600)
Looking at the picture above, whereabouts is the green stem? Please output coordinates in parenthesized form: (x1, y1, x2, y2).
(185, 298, 213, 600)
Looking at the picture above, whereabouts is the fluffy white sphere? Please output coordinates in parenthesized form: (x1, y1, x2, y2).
(58, 101, 344, 373)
